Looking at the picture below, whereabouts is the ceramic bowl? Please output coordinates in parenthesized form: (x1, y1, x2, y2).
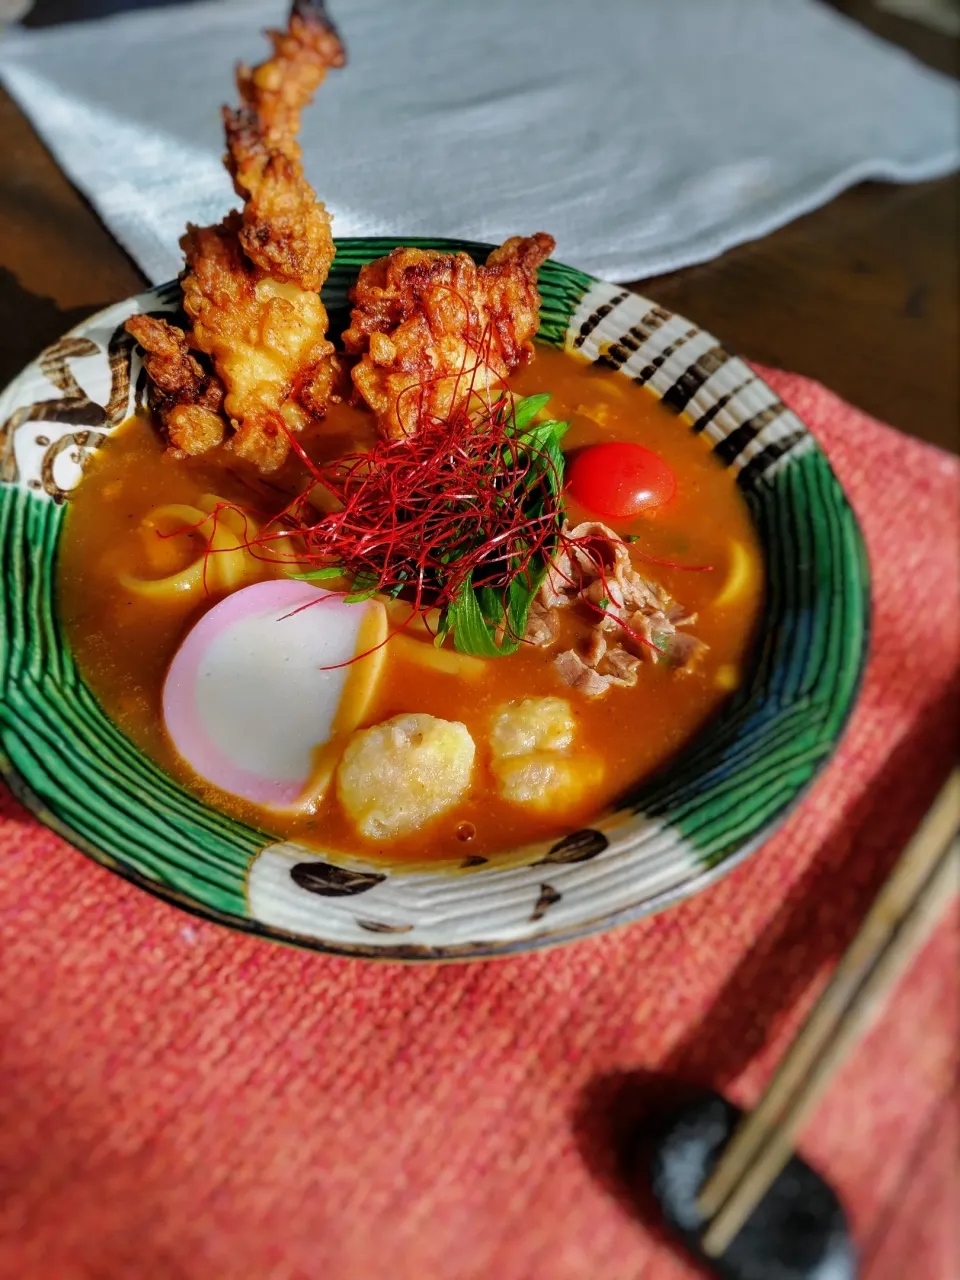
(0, 239, 869, 959)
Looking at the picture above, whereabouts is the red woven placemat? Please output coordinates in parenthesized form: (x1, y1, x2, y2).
(1, 368, 957, 1280)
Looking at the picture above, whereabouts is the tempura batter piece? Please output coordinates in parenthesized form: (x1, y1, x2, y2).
(180, 211, 338, 472)
(126, 0, 345, 473)
(225, 1, 344, 290)
(337, 713, 476, 840)
(488, 697, 604, 814)
(342, 233, 555, 438)
(125, 315, 226, 456)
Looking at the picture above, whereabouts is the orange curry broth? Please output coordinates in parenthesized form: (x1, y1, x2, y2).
(57, 343, 764, 865)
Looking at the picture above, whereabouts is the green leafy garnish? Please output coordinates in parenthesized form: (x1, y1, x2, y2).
(287, 565, 344, 581)
(449, 563, 551, 658)
(444, 396, 568, 657)
(510, 392, 552, 432)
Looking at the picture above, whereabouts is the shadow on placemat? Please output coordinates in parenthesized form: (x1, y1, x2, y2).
(572, 673, 959, 1255)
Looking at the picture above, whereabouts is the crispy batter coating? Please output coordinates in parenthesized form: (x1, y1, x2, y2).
(125, 0, 345, 473)
(223, 0, 344, 293)
(342, 233, 555, 438)
(180, 210, 339, 472)
(125, 315, 226, 456)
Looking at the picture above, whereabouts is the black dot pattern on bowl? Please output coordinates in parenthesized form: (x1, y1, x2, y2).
(355, 919, 414, 934)
(290, 862, 386, 897)
(538, 829, 608, 865)
(531, 883, 562, 922)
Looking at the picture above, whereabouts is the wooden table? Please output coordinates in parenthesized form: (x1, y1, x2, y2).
(1, 0, 957, 452)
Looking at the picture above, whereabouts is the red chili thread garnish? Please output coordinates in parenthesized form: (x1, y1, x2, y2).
(242, 324, 568, 635)
(155, 311, 705, 656)
(633, 549, 714, 572)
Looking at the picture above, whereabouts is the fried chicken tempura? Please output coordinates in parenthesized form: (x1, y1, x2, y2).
(126, 0, 345, 473)
(342, 233, 556, 439)
(125, 315, 226, 454)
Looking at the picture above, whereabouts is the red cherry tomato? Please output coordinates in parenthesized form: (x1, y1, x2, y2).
(566, 442, 676, 518)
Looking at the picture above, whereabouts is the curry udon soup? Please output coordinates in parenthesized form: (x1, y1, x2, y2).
(59, 343, 764, 865)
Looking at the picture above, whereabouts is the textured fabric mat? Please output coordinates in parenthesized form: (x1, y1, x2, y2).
(1, 369, 958, 1279)
(0, 0, 958, 284)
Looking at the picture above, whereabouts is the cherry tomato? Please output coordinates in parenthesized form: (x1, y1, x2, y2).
(566, 442, 676, 518)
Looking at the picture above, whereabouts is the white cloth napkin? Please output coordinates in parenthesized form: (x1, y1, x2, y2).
(1, 0, 957, 285)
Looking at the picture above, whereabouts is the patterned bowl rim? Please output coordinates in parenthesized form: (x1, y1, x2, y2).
(0, 238, 871, 961)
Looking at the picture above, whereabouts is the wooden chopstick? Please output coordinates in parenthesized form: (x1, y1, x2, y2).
(697, 768, 960, 1258)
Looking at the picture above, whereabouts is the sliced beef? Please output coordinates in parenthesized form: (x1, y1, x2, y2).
(524, 599, 560, 649)
(554, 648, 639, 698)
(660, 631, 709, 672)
(525, 520, 707, 696)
